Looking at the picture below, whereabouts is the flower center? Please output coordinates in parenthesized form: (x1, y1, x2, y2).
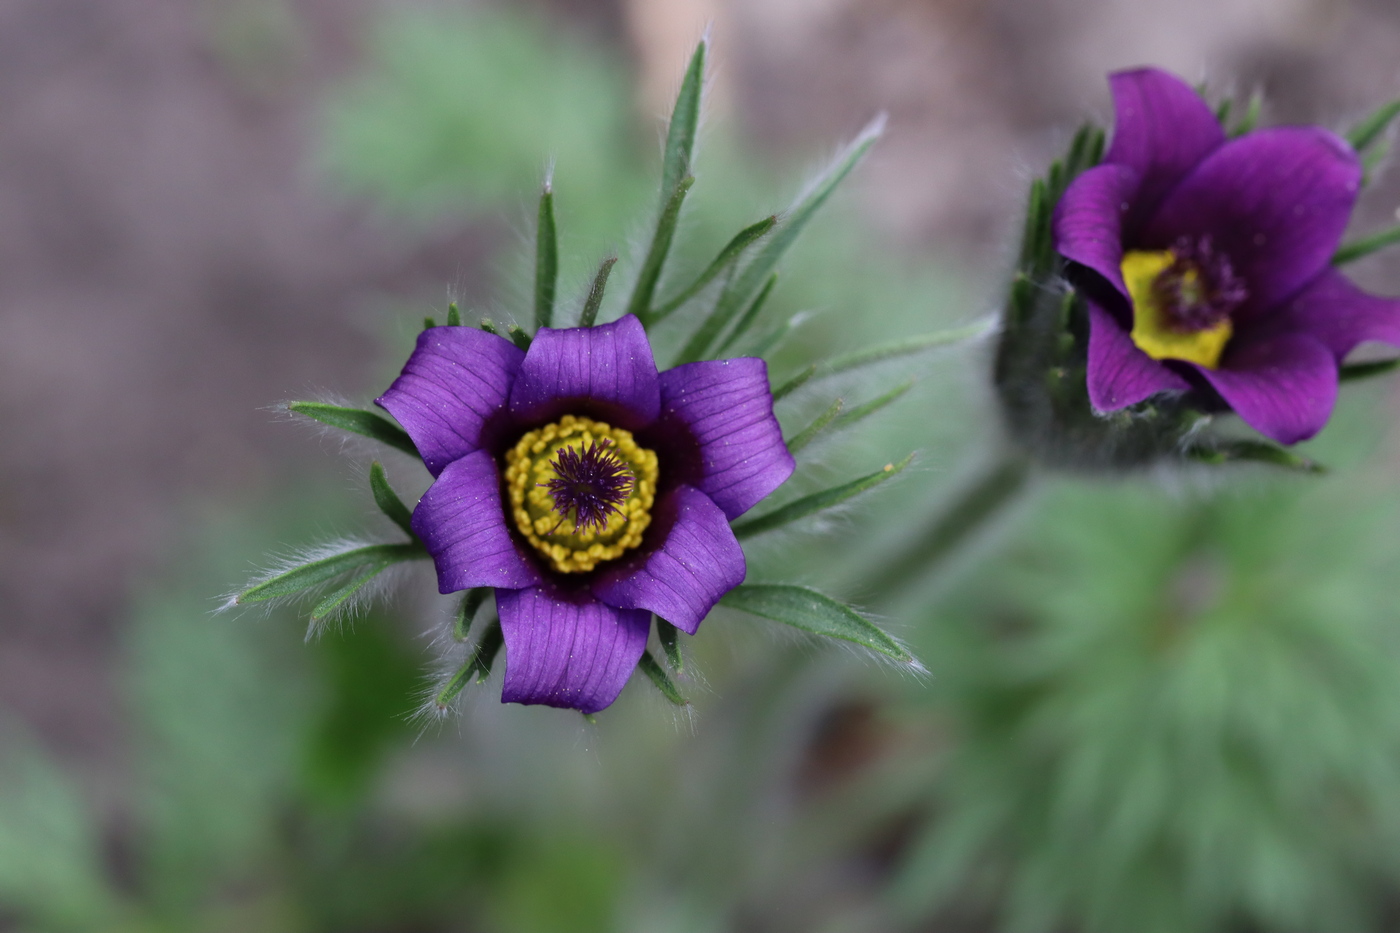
(503, 415, 659, 574)
(1121, 236, 1246, 369)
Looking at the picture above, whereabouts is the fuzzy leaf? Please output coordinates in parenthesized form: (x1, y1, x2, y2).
(716, 273, 781, 356)
(579, 255, 618, 327)
(1188, 440, 1325, 474)
(1333, 225, 1400, 265)
(453, 588, 491, 641)
(287, 402, 418, 457)
(446, 302, 462, 326)
(535, 182, 558, 329)
(659, 41, 705, 212)
(652, 217, 777, 322)
(675, 115, 885, 364)
(507, 324, 531, 351)
(831, 380, 914, 432)
(657, 617, 682, 672)
(720, 584, 913, 663)
(310, 561, 392, 622)
(626, 176, 693, 323)
(804, 320, 993, 386)
(369, 462, 415, 538)
(785, 399, 844, 455)
(638, 651, 687, 706)
(772, 363, 817, 402)
(237, 543, 425, 604)
(732, 453, 914, 539)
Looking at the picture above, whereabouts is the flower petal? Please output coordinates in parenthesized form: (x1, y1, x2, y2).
(592, 485, 745, 635)
(1053, 163, 1139, 297)
(1144, 127, 1362, 311)
(1086, 300, 1191, 411)
(1103, 68, 1225, 226)
(411, 450, 542, 593)
(1196, 333, 1337, 444)
(654, 358, 795, 520)
(376, 327, 524, 477)
(497, 587, 651, 714)
(1269, 267, 1400, 358)
(509, 314, 661, 430)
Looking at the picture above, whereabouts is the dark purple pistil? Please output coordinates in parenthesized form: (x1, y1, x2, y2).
(1150, 236, 1248, 333)
(544, 439, 634, 534)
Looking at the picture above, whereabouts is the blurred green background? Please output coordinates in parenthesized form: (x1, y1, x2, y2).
(4, 0, 1400, 930)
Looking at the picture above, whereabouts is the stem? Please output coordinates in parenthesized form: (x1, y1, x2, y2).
(861, 456, 1030, 599)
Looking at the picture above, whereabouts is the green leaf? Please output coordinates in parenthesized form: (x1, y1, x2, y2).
(1333, 224, 1400, 265)
(1339, 357, 1400, 381)
(745, 309, 810, 360)
(720, 584, 913, 664)
(480, 318, 501, 336)
(652, 217, 777, 322)
(675, 115, 885, 364)
(657, 617, 682, 672)
(1229, 91, 1262, 137)
(714, 272, 780, 356)
(469, 619, 504, 683)
(1347, 98, 1400, 152)
(638, 651, 687, 706)
(434, 661, 474, 707)
(772, 363, 817, 402)
(423, 316, 437, 329)
(446, 302, 462, 326)
(310, 561, 392, 622)
(1019, 177, 1050, 274)
(535, 181, 558, 329)
(1188, 440, 1325, 474)
(1214, 97, 1232, 127)
(287, 402, 418, 457)
(579, 255, 618, 327)
(785, 398, 843, 455)
(809, 319, 993, 384)
(732, 453, 915, 539)
(659, 40, 705, 213)
(832, 379, 914, 432)
(453, 588, 490, 641)
(369, 462, 415, 538)
(237, 543, 425, 604)
(626, 176, 694, 324)
(507, 324, 532, 350)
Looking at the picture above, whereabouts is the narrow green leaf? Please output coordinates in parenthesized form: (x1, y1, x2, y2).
(1340, 357, 1400, 381)
(714, 272, 779, 355)
(238, 543, 424, 604)
(507, 325, 531, 351)
(675, 115, 885, 364)
(535, 182, 558, 329)
(720, 584, 913, 664)
(1364, 140, 1391, 183)
(310, 561, 391, 622)
(453, 588, 491, 641)
(772, 363, 817, 402)
(831, 380, 914, 432)
(480, 319, 501, 336)
(469, 619, 504, 683)
(435, 661, 474, 707)
(638, 651, 687, 706)
(287, 402, 418, 457)
(652, 217, 778, 321)
(1333, 224, 1400, 265)
(579, 256, 618, 327)
(745, 309, 809, 360)
(446, 302, 462, 326)
(1019, 177, 1049, 273)
(1188, 440, 1324, 474)
(813, 319, 994, 382)
(1214, 97, 1232, 127)
(785, 399, 843, 455)
(1347, 98, 1400, 152)
(423, 316, 437, 330)
(660, 40, 705, 211)
(1229, 91, 1262, 137)
(369, 462, 414, 538)
(732, 453, 915, 539)
(657, 617, 682, 672)
(627, 176, 694, 323)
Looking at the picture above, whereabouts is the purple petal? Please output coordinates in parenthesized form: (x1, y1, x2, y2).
(1144, 127, 1362, 311)
(1197, 333, 1337, 444)
(654, 358, 795, 520)
(509, 314, 661, 431)
(592, 485, 745, 635)
(1053, 164, 1140, 297)
(411, 450, 542, 593)
(1103, 68, 1225, 225)
(1269, 267, 1400, 359)
(1086, 300, 1191, 411)
(497, 587, 651, 714)
(376, 327, 524, 477)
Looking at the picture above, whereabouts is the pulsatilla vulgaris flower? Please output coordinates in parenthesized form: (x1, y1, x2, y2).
(377, 314, 794, 713)
(1055, 67, 1400, 444)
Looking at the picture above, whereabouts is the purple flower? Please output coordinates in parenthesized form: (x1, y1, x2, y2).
(376, 315, 795, 713)
(1054, 67, 1400, 444)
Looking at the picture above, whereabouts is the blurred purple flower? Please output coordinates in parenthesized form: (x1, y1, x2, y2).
(1054, 67, 1400, 444)
(377, 315, 793, 713)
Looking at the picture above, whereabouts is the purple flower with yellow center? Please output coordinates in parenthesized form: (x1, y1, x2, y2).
(1054, 67, 1400, 444)
(376, 314, 794, 714)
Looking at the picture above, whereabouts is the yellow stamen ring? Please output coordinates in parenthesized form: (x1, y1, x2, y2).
(503, 415, 659, 574)
(1122, 249, 1233, 369)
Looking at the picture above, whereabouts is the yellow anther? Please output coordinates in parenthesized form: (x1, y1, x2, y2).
(1122, 249, 1233, 369)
